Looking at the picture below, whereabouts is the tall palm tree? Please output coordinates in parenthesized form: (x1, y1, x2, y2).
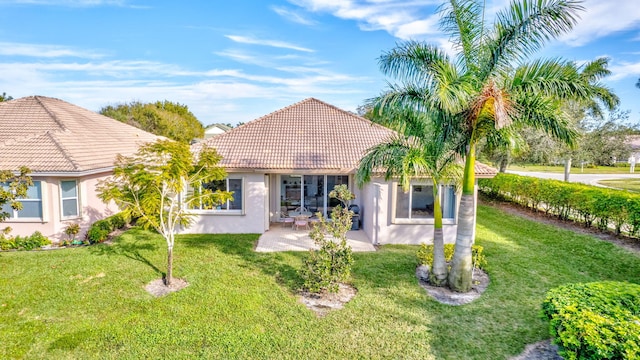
(374, 0, 599, 292)
(357, 109, 461, 286)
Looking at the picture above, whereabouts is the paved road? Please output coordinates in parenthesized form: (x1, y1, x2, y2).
(507, 170, 640, 186)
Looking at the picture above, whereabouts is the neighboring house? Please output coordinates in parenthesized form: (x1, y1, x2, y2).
(185, 98, 497, 245)
(203, 123, 232, 139)
(0, 96, 161, 241)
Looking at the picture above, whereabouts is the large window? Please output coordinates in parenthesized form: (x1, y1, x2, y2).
(60, 180, 79, 218)
(394, 183, 456, 222)
(1, 181, 43, 219)
(190, 178, 243, 213)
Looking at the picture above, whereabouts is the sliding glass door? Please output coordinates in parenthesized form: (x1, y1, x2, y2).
(280, 174, 349, 217)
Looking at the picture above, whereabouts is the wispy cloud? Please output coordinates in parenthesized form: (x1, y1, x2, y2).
(609, 61, 640, 81)
(0, 42, 104, 58)
(225, 35, 315, 53)
(272, 5, 317, 26)
(560, 0, 640, 46)
(288, 0, 442, 40)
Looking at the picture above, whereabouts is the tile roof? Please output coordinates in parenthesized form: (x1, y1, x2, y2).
(0, 96, 161, 173)
(195, 97, 497, 177)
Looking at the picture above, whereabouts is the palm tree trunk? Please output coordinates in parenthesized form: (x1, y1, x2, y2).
(166, 245, 173, 286)
(431, 185, 447, 286)
(448, 144, 476, 292)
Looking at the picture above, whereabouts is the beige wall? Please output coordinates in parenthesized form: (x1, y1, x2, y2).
(180, 173, 267, 234)
(360, 177, 465, 245)
(4, 172, 118, 242)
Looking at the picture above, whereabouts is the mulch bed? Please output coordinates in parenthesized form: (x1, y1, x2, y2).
(299, 283, 357, 317)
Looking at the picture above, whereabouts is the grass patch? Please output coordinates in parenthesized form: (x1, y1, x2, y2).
(1, 205, 639, 359)
(508, 164, 632, 174)
(598, 178, 640, 192)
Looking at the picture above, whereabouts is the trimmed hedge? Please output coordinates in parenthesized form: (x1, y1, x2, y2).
(479, 173, 640, 237)
(542, 281, 640, 360)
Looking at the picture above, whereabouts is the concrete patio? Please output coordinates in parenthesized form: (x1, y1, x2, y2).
(255, 223, 376, 252)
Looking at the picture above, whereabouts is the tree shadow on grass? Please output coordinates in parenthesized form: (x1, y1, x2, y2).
(89, 235, 164, 277)
(180, 234, 304, 293)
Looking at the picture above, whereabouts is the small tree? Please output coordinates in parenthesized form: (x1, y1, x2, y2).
(299, 185, 355, 293)
(0, 167, 32, 223)
(98, 139, 231, 286)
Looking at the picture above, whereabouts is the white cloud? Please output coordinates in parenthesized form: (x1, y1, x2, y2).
(288, 0, 442, 40)
(609, 61, 640, 81)
(0, 42, 104, 58)
(559, 1, 640, 46)
(272, 6, 317, 26)
(225, 35, 315, 53)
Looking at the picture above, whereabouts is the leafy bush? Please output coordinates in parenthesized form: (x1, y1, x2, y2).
(299, 187, 355, 293)
(542, 281, 640, 360)
(417, 243, 487, 270)
(480, 173, 640, 237)
(0, 230, 51, 251)
(108, 213, 128, 229)
(86, 226, 109, 244)
(64, 223, 80, 240)
(93, 219, 113, 232)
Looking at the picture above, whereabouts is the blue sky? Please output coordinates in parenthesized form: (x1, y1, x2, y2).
(0, 0, 638, 126)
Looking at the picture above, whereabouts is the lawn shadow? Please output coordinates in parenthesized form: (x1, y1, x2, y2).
(89, 237, 164, 277)
(180, 234, 305, 293)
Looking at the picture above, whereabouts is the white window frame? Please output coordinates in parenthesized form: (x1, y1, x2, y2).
(188, 177, 245, 215)
(60, 179, 80, 220)
(391, 181, 458, 225)
(2, 180, 44, 221)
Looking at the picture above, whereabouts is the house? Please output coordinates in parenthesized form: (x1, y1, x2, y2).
(0, 96, 161, 241)
(185, 98, 497, 244)
(203, 123, 232, 139)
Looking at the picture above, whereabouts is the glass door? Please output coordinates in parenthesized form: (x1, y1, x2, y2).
(304, 175, 324, 215)
(281, 175, 302, 212)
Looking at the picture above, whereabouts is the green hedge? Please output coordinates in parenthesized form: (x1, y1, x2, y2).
(542, 281, 640, 360)
(416, 243, 487, 270)
(479, 173, 640, 237)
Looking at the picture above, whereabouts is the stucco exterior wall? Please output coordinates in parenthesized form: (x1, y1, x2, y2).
(4, 172, 118, 242)
(180, 173, 267, 234)
(360, 177, 464, 245)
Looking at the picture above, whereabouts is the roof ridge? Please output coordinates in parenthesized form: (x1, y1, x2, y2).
(305, 97, 398, 134)
(46, 131, 82, 171)
(35, 96, 68, 132)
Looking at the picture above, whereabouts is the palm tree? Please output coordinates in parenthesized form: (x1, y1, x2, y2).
(374, 0, 600, 292)
(357, 109, 461, 286)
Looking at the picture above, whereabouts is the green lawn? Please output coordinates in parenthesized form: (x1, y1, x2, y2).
(1, 205, 639, 359)
(508, 164, 633, 174)
(598, 178, 640, 193)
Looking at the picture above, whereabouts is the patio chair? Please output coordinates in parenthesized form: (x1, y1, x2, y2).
(293, 217, 310, 230)
(279, 209, 294, 228)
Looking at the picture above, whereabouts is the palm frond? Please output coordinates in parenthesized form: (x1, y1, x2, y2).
(379, 41, 452, 85)
(438, 0, 485, 72)
(485, 0, 584, 75)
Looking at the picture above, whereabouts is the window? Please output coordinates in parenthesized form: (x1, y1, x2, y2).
(394, 183, 456, 222)
(190, 178, 243, 212)
(1, 181, 43, 219)
(60, 180, 79, 218)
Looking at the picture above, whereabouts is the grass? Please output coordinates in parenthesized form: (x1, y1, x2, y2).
(1, 205, 639, 359)
(598, 178, 640, 193)
(508, 164, 633, 174)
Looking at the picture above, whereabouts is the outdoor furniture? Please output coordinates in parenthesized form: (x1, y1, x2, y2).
(293, 214, 310, 230)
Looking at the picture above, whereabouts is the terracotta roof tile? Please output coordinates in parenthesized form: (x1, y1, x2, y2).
(0, 96, 161, 173)
(196, 98, 497, 177)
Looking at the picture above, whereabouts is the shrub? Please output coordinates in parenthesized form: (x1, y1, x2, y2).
(417, 243, 487, 270)
(86, 226, 109, 244)
(541, 281, 640, 360)
(108, 213, 128, 229)
(93, 219, 113, 232)
(299, 187, 355, 293)
(64, 223, 80, 240)
(0, 230, 51, 251)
